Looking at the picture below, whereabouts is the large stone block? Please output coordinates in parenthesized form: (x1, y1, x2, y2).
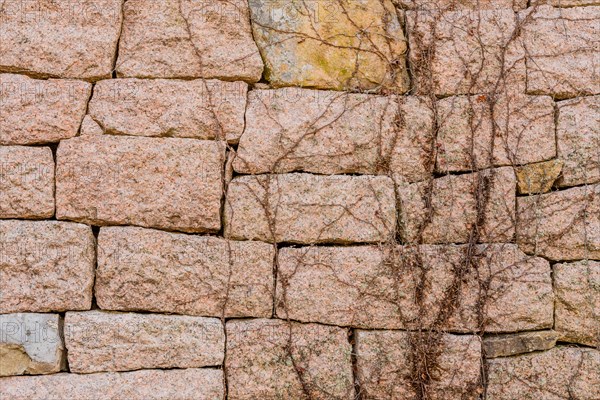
(517, 184, 600, 260)
(224, 173, 396, 244)
(248, 0, 409, 92)
(0, 0, 123, 80)
(95, 226, 274, 318)
(0, 74, 91, 145)
(0, 220, 95, 313)
(0, 146, 54, 219)
(0, 368, 225, 400)
(56, 135, 225, 233)
(64, 311, 225, 373)
(276, 244, 553, 332)
(356, 331, 482, 400)
(398, 167, 516, 244)
(89, 78, 248, 142)
(116, 0, 263, 82)
(0, 314, 64, 376)
(226, 319, 354, 400)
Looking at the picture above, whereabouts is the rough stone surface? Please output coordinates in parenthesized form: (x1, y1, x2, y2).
(0, 0, 123, 80)
(0, 146, 54, 219)
(522, 5, 600, 98)
(397, 0, 527, 9)
(483, 331, 558, 358)
(0, 74, 91, 145)
(487, 347, 600, 400)
(89, 78, 248, 142)
(79, 115, 104, 136)
(226, 319, 354, 400)
(249, 0, 409, 92)
(276, 244, 553, 332)
(517, 184, 600, 261)
(557, 95, 600, 187)
(0, 313, 64, 376)
(224, 173, 396, 244)
(398, 167, 516, 244)
(0, 368, 225, 400)
(235, 88, 434, 181)
(117, 0, 263, 82)
(554, 260, 600, 347)
(56, 135, 225, 233)
(0, 220, 95, 313)
(536, 0, 600, 5)
(436, 95, 555, 172)
(356, 331, 482, 400)
(95, 226, 274, 318)
(516, 159, 563, 194)
(65, 311, 225, 373)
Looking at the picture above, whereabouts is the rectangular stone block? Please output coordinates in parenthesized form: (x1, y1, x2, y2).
(226, 319, 354, 400)
(276, 244, 553, 332)
(95, 226, 274, 318)
(0, 74, 91, 145)
(0, 146, 54, 219)
(398, 167, 516, 244)
(0, 313, 65, 376)
(0, 220, 95, 313)
(517, 184, 600, 260)
(0, 368, 225, 400)
(356, 331, 482, 400)
(483, 331, 558, 358)
(554, 260, 599, 347)
(0, 0, 123, 80)
(522, 5, 600, 98)
(89, 78, 248, 142)
(117, 0, 263, 82)
(557, 95, 600, 187)
(64, 311, 225, 373)
(235, 88, 434, 182)
(487, 347, 600, 400)
(224, 173, 396, 244)
(56, 135, 225, 233)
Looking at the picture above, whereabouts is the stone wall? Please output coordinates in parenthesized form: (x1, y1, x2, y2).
(1, 1, 598, 399)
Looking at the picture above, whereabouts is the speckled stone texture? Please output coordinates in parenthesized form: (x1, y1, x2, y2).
(0, 146, 54, 219)
(55, 135, 225, 233)
(356, 331, 482, 400)
(483, 331, 558, 358)
(116, 0, 263, 82)
(0, 220, 95, 313)
(0, 368, 225, 400)
(95, 226, 274, 317)
(64, 311, 225, 373)
(487, 347, 600, 400)
(397, 0, 527, 10)
(224, 173, 396, 244)
(276, 244, 553, 332)
(89, 78, 248, 142)
(515, 160, 563, 195)
(226, 318, 354, 400)
(0, 74, 91, 145)
(0, 0, 123, 80)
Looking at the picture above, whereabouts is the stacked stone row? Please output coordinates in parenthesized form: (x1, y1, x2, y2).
(1, 1, 598, 399)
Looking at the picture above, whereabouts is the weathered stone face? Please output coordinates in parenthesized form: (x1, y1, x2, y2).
(226, 319, 354, 400)
(483, 331, 558, 358)
(0, 220, 95, 313)
(0, 368, 225, 400)
(517, 184, 600, 261)
(0, 146, 54, 219)
(515, 160, 563, 195)
(55, 135, 225, 233)
(95, 226, 274, 318)
(356, 331, 482, 399)
(554, 260, 600, 347)
(89, 79, 248, 142)
(487, 347, 600, 400)
(249, 0, 409, 92)
(79, 115, 104, 136)
(0, 74, 91, 145)
(224, 173, 396, 244)
(0, 0, 123, 80)
(397, 0, 527, 10)
(116, 0, 263, 82)
(0, 313, 65, 376)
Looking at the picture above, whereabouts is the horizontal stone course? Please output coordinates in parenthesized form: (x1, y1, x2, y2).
(483, 331, 558, 358)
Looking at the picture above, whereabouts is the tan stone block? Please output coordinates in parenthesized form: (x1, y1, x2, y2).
(483, 331, 558, 358)
(79, 115, 103, 136)
(516, 159, 563, 194)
